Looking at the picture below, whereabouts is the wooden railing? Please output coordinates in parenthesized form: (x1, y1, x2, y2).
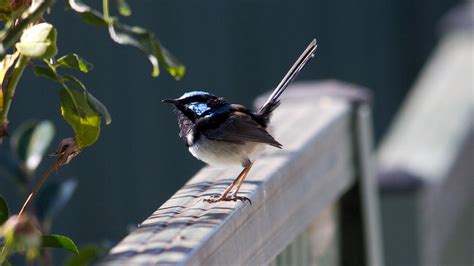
(377, 3, 474, 265)
(100, 81, 383, 265)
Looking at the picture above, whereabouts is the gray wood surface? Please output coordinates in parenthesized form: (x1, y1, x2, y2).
(338, 103, 384, 266)
(378, 31, 473, 182)
(101, 82, 366, 265)
(272, 205, 339, 266)
(377, 18, 474, 266)
(354, 106, 384, 266)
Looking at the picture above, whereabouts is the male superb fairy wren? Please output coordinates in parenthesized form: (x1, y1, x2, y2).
(163, 39, 317, 203)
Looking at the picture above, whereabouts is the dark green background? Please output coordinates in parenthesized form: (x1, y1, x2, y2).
(0, 0, 459, 255)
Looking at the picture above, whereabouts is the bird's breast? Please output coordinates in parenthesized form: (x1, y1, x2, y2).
(188, 137, 264, 167)
(185, 131, 195, 146)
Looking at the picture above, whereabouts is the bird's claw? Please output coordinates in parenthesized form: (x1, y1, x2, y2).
(204, 194, 251, 205)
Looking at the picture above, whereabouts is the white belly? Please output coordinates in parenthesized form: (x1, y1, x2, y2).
(188, 137, 264, 166)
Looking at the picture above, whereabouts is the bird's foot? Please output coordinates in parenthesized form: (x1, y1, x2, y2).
(204, 194, 251, 204)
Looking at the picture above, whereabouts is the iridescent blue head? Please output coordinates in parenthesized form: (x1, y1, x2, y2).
(162, 90, 229, 122)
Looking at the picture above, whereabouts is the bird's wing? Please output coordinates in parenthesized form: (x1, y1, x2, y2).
(200, 111, 282, 148)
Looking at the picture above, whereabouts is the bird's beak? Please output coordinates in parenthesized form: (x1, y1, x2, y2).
(162, 99, 179, 105)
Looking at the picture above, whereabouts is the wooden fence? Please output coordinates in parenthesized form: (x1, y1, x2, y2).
(100, 81, 383, 265)
(377, 3, 474, 265)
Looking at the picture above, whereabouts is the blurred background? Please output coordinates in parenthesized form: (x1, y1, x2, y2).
(0, 0, 470, 264)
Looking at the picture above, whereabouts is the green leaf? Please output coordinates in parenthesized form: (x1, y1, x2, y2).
(115, 0, 131, 16)
(33, 66, 58, 81)
(36, 179, 77, 223)
(0, 196, 8, 225)
(108, 21, 185, 79)
(68, 0, 107, 26)
(16, 23, 58, 59)
(64, 245, 104, 266)
(87, 93, 112, 125)
(55, 54, 93, 73)
(10, 120, 55, 173)
(41, 235, 79, 254)
(62, 75, 87, 91)
(59, 88, 101, 148)
(155, 45, 186, 80)
(61, 75, 112, 125)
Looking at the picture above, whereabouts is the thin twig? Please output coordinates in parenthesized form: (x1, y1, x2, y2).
(18, 138, 81, 219)
(17, 162, 56, 219)
(102, 0, 110, 22)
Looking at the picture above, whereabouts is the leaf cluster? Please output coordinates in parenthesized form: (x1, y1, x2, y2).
(34, 52, 111, 148)
(0, 122, 77, 263)
(68, 0, 185, 78)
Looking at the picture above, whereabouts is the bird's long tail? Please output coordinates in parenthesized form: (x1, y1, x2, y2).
(258, 39, 318, 123)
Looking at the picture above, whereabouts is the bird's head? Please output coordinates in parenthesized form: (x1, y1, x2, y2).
(162, 91, 228, 122)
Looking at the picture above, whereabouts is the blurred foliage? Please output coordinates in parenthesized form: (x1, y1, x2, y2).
(67, 0, 185, 78)
(41, 235, 79, 254)
(15, 23, 57, 59)
(64, 244, 105, 266)
(0, 122, 80, 264)
(0, 0, 185, 264)
(10, 120, 55, 178)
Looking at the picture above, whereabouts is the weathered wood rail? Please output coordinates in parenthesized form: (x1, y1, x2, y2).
(101, 81, 383, 265)
(377, 3, 474, 265)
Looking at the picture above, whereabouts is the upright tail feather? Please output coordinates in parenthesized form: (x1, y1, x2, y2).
(258, 39, 318, 123)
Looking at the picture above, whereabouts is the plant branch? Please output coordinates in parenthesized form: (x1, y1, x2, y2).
(18, 138, 81, 219)
(102, 0, 110, 22)
(0, 0, 55, 60)
(17, 162, 56, 219)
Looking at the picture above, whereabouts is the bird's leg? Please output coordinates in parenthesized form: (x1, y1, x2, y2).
(205, 162, 252, 203)
(215, 169, 244, 199)
(229, 161, 254, 201)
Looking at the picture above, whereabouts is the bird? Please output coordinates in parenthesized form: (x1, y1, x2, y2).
(163, 39, 317, 203)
